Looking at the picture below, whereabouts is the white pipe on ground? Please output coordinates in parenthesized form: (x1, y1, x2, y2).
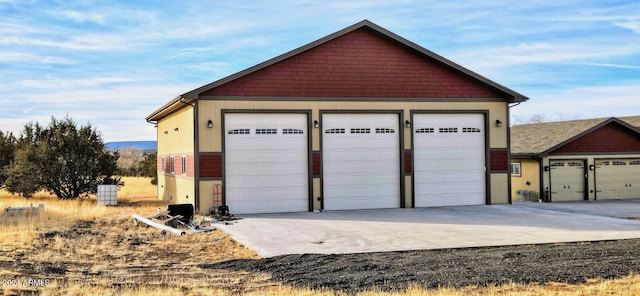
(132, 214, 185, 236)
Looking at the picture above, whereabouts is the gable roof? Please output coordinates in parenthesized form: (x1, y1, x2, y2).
(147, 20, 529, 121)
(511, 116, 640, 157)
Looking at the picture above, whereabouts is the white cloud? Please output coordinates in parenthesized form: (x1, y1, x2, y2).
(54, 10, 107, 24)
(0, 52, 73, 64)
(614, 21, 640, 34)
(579, 62, 640, 70)
(512, 82, 640, 123)
(0, 34, 132, 51)
(14, 76, 136, 90)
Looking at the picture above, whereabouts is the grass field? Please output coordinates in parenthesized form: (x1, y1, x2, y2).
(1, 177, 639, 295)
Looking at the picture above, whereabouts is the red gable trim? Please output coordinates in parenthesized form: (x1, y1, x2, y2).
(552, 121, 640, 154)
(203, 28, 507, 99)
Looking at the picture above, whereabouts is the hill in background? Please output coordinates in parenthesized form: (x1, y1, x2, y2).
(105, 141, 157, 152)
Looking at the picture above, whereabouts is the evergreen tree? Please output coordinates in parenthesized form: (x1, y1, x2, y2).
(140, 151, 158, 185)
(3, 117, 119, 199)
(0, 130, 16, 186)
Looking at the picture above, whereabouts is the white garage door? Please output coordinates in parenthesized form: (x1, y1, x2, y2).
(413, 113, 486, 207)
(322, 113, 400, 210)
(225, 113, 309, 214)
(595, 159, 640, 200)
(549, 160, 586, 202)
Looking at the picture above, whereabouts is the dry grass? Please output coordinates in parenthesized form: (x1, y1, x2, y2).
(2, 177, 640, 295)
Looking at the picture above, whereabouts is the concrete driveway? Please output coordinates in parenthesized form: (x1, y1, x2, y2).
(215, 201, 640, 257)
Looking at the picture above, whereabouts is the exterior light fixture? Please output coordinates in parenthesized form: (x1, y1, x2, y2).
(314, 120, 319, 128)
(174, 127, 179, 131)
(207, 120, 213, 128)
(495, 120, 502, 127)
(405, 120, 411, 128)
(163, 131, 168, 135)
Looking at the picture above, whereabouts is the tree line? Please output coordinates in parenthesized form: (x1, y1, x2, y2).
(0, 116, 156, 199)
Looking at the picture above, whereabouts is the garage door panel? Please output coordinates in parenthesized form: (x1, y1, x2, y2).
(414, 114, 486, 207)
(225, 113, 309, 214)
(549, 160, 585, 202)
(323, 113, 400, 211)
(596, 159, 640, 200)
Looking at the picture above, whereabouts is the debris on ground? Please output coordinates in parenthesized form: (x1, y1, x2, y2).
(132, 204, 216, 236)
(3, 203, 45, 215)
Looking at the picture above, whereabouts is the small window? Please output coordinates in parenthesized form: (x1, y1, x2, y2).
(283, 128, 303, 134)
(375, 128, 395, 134)
(439, 127, 458, 133)
(415, 128, 435, 134)
(169, 156, 175, 174)
(596, 161, 610, 166)
(181, 156, 187, 175)
(325, 128, 345, 134)
(567, 162, 583, 167)
(462, 127, 481, 133)
(228, 129, 250, 135)
(630, 160, 640, 165)
(510, 163, 521, 176)
(350, 128, 371, 134)
(550, 162, 564, 167)
(612, 161, 626, 166)
(256, 128, 277, 135)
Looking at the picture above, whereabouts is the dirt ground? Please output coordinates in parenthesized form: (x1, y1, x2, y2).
(2, 217, 640, 295)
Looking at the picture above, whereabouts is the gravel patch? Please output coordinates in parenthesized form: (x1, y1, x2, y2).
(202, 239, 640, 294)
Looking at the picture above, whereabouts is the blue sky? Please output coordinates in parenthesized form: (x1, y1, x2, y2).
(1, 1, 639, 142)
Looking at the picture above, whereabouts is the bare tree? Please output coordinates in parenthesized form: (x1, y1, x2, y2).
(117, 147, 144, 176)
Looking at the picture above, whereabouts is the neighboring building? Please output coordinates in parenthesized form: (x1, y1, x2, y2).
(511, 116, 640, 202)
(146, 20, 529, 214)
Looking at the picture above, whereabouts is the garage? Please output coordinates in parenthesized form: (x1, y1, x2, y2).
(511, 117, 640, 203)
(224, 113, 309, 214)
(148, 20, 529, 214)
(322, 113, 400, 210)
(413, 113, 486, 207)
(595, 159, 640, 200)
(549, 160, 586, 202)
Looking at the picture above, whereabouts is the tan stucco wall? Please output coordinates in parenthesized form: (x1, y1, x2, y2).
(313, 178, 321, 210)
(191, 99, 509, 212)
(157, 105, 195, 154)
(156, 173, 195, 206)
(198, 180, 223, 213)
(156, 105, 195, 205)
(490, 173, 510, 204)
(197, 100, 509, 152)
(511, 159, 540, 201)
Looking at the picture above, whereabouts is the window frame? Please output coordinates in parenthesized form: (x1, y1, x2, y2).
(169, 156, 175, 175)
(510, 162, 521, 177)
(181, 156, 187, 175)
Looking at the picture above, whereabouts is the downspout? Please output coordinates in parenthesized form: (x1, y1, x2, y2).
(505, 101, 522, 204)
(145, 119, 159, 200)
